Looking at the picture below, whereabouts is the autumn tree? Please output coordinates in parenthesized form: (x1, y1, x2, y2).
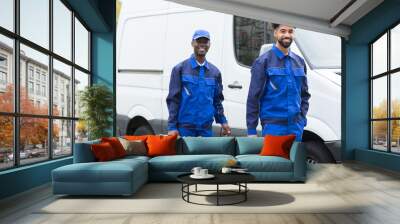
(0, 84, 60, 152)
(372, 99, 400, 144)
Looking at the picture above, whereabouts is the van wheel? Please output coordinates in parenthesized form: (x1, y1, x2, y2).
(132, 124, 154, 135)
(304, 140, 335, 163)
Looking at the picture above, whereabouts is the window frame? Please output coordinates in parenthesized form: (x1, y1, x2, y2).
(370, 21, 400, 154)
(0, 0, 92, 171)
(233, 16, 274, 69)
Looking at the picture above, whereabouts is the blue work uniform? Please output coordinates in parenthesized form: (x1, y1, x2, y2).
(166, 55, 227, 137)
(246, 45, 311, 141)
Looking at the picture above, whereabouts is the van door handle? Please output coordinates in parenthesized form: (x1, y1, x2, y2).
(228, 81, 242, 89)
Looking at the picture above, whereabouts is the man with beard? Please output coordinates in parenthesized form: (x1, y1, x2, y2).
(166, 29, 231, 137)
(246, 23, 311, 141)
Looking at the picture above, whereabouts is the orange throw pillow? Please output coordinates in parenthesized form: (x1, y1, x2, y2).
(124, 135, 149, 141)
(146, 134, 177, 157)
(101, 137, 127, 158)
(91, 142, 117, 161)
(260, 134, 296, 159)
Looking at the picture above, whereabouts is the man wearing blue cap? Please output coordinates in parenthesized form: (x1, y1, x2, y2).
(166, 29, 231, 137)
(246, 23, 311, 141)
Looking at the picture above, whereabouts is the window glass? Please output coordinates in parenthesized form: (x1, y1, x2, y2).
(0, 0, 14, 31)
(20, 117, 49, 165)
(372, 34, 387, 76)
(20, 0, 49, 49)
(53, 119, 72, 157)
(74, 69, 89, 118)
(0, 35, 14, 113)
(391, 120, 400, 153)
(0, 116, 14, 170)
(53, 59, 72, 117)
(53, 0, 72, 60)
(372, 121, 388, 151)
(372, 77, 387, 119)
(391, 24, 400, 70)
(391, 72, 400, 118)
(20, 44, 49, 115)
(74, 18, 89, 69)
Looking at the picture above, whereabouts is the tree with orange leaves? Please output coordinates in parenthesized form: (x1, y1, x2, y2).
(0, 84, 60, 151)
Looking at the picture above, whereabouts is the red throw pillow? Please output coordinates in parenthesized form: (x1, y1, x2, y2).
(260, 134, 296, 159)
(146, 134, 177, 157)
(91, 142, 117, 161)
(101, 137, 127, 158)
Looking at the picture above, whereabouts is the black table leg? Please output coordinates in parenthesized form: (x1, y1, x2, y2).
(245, 183, 247, 201)
(187, 184, 190, 202)
(217, 184, 219, 206)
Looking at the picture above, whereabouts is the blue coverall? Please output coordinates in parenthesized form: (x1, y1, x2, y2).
(166, 55, 227, 137)
(246, 45, 311, 141)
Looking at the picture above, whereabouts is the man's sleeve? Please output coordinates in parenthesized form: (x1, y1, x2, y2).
(166, 65, 181, 131)
(300, 64, 311, 126)
(246, 57, 267, 135)
(213, 72, 227, 124)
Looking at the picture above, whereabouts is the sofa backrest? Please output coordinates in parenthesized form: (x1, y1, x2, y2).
(235, 137, 264, 155)
(73, 139, 100, 163)
(178, 137, 236, 155)
(73, 136, 267, 162)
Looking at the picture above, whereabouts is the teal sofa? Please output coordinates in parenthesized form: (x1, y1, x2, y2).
(52, 137, 306, 196)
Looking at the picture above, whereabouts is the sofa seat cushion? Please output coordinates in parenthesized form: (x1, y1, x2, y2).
(149, 154, 235, 172)
(116, 155, 150, 163)
(52, 159, 147, 183)
(236, 155, 293, 172)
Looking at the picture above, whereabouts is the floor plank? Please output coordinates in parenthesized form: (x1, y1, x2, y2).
(1, 162, 400, 224)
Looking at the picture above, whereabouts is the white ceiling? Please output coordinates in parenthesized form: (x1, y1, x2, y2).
(166, 0, 384, 37)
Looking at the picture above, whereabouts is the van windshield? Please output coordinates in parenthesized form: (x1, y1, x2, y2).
(295, 29, 341, 69)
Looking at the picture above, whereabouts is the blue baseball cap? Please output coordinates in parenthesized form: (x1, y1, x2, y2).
(192, 29, 210, 40)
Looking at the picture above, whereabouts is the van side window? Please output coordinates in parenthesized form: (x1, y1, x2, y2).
(234, 16, 274, 67)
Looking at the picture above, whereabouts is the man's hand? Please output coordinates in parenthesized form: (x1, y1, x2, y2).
(221, 123, 231, 136)
(168, 130, 179, 136)
(248, 134, 258, 137)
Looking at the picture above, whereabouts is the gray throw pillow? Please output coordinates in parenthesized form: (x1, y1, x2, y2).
(118, 137, 147, 156)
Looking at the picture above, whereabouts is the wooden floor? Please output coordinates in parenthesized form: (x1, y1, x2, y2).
(1, 162, 400, 224)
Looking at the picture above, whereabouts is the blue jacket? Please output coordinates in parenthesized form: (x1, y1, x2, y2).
(166, 55, 227, 131)
(246, 45, 311, 135)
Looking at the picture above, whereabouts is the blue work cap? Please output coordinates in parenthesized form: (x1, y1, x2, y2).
(192, 29, 210, 40)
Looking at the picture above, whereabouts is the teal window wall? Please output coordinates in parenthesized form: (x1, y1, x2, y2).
(370, 23, 400, 154)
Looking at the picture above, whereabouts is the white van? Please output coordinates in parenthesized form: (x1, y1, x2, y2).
(116, 0, 342, 163)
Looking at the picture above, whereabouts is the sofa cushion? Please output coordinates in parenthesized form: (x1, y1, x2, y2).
(52, 158, 147, 183)
(235, 137, 264, 155)
(91, 142, 118, 161)
(114, 155, 150, 164)
(148, 154, 235, 172)
(236, 155, 293, 172)
(124, 135, 149, 142)
(101, 137, 127, 158)
(118, 138, 147, 156)
(147, 134, 178, 157)
(260, 134, 296, 159)
(180, 137, 235, 155)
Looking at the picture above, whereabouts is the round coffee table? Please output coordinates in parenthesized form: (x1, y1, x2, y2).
(177, 172, 255, 206)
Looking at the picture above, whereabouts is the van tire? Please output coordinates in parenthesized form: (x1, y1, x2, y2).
(304, 140, 335, 164)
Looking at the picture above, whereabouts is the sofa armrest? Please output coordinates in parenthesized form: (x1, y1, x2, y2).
(289, 142, 306, 182)
(73, 140, 99, 163)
